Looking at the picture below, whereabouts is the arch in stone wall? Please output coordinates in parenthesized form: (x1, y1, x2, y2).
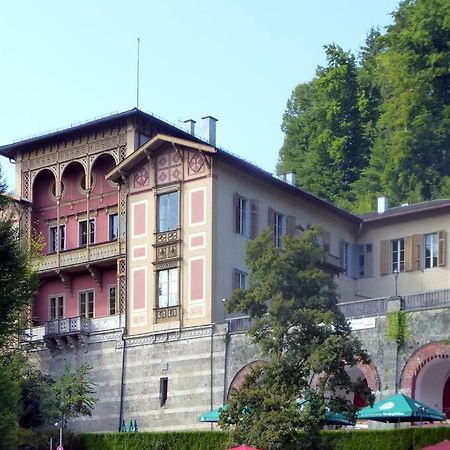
(227, 360, 267, 400)
(356, 362, 381, 392)
(399, 342, 450, 398)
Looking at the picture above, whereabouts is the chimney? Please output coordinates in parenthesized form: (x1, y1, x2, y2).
(377, 196, 389, 214)
(201, 116, 218, 146)
(183, 119, 196, 135)
(285, 172, 297, 186)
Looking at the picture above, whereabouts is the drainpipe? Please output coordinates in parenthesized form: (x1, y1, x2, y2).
(210, 326, 214, 430)
(118, 181, 128, 431)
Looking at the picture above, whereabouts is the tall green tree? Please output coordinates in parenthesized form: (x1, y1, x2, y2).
(278, 45, 371, 208)
(356, 0, 450, 208)
(0, 166, 39, 450)
(220, 229, 372, 450)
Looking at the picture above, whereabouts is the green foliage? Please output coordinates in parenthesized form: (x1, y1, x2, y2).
(77, 432, 229, 450)
(385, 311, 410, 347)
(50, 364, 97, 423)
(279, 0, 450, 212)
(221, 229, 372, 449)
(0, 355, 20, 450)
(16, 428, 450, 450)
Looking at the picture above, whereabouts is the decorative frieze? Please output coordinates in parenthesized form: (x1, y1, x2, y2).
(155, 229, 179, 245)
(122, 324, 214, 348)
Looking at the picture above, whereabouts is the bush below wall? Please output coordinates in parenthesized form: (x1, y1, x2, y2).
(16, 427, 450, 450)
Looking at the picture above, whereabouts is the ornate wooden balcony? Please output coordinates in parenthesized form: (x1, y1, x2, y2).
(32, 240, 124, 273)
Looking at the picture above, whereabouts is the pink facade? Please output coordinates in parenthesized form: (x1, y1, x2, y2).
(31, 154, 120, 323)
(33, 269, 117, 323)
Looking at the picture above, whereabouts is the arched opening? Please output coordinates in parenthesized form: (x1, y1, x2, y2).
(227, 360, 267, 400)
(414, 355, 450, 414)
(90, 153, 117, 196)
(443, 376, 450, 418)
(346, 365, 373, 408)
(31, 169, 57, 255)
(61, 161, 87, 202)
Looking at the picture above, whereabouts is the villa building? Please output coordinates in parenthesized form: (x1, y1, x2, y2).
(1, 108, 450, 431)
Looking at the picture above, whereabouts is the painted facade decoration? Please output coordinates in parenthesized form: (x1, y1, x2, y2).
(1, 108, 450, 431)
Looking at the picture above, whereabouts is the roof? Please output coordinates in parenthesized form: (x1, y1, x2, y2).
(4, 107, 448, 225)
(360, 199, 450, 223)
(106, 134, 216, 182)
(0, 108, 204, 159)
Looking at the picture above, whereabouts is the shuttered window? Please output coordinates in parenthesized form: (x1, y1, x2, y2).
(391, 238, 405, 273)
(234, 193, 258, 238)
(424, 233, 438, 268)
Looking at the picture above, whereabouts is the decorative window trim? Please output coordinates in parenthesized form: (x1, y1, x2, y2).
(108, 284, 117, 316)
(77, 172, 96, 195)
(157, 191, 180, 233)
(48, 294, 65, 320)
(78, 218, 96, 247)
(49, 224, 66, 253)
(156, 267, 179, 309)
(78, 289, 95, 318)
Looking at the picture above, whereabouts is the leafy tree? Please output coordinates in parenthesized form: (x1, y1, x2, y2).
(278, 45, 371, 208)
(50, 364, 97, 425)
(0, 165, 38, 449)
(356, 0, 450, 208)
(220, 229, 372, 450)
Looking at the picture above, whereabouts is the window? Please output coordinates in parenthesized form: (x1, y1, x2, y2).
(49, 295, 64, 320)
(157, 268, 179, 308)
(273, 212, 285, 248)
(158, 192, 179, 232)
(391, 238, 405, 273)
(235, 196, 250, 237)
(49, 224, 66, 253)
(160, 377, 168, 407)
(109, 213, 118, 241)
(233, 269, 248, 290)
(108, 285, 117, 315)
(79, 218, 95, 247)
(79, 290, 94, 318)
(80, 174, 94, 192)
(358, 245, 365, 277)
(424, 233, 438, 269)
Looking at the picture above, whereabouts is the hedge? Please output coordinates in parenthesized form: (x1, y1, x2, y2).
(16, 427, 450, 450)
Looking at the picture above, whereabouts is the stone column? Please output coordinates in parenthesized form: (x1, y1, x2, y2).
(381, 296, 402, 397)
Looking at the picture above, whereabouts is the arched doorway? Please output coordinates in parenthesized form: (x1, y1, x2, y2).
(400, 342, 450, 415)
(346, 363, 379, 408)
(227, 360, 267, 400)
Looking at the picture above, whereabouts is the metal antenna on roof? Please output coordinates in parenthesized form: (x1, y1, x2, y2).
(136, 37, 140, 109)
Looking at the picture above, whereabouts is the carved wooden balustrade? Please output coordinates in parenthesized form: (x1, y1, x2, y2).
(32, 241, 124, 273)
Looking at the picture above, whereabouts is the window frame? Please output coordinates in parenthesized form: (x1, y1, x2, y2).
(424, 232, 438, 269)
(49, 294, 65, 321)
(49, 224, 66, 253)
(79, 289, 95, 318)
(233, 268, 248, 290)
(108, 213, 119, 241)
(108, 285, 117, 315)
(157, 268, 179, 309)
(78, 218, 96, 247)
(159, 377, 168, 407)
(157, 191, 180, 233)
(273, 212, 285, 248)
(391, 238, 405, 273)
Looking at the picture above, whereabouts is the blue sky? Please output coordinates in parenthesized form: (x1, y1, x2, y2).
(0, 0, 400, 192)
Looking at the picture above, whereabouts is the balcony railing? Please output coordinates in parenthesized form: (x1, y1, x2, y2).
(32, 241, 124, 272)
(226, 316, 253, 333)
(338, 289, 450, 318)
(45, 316, 90, 337)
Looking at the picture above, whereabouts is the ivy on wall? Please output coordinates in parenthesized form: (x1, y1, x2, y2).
(386, 311, 410, 347)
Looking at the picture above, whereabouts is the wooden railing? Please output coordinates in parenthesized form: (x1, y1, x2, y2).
(32, 241, 124, 272)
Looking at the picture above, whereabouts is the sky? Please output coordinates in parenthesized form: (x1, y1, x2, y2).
(0, 0, 400, 192)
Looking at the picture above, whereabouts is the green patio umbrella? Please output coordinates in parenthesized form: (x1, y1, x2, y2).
(357, 393, 446, 423)
(199, 404, 228, 422)
(200, 402, 353, 426)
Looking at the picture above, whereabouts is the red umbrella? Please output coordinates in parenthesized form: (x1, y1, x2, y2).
(229, 446, 263, 450)
(422, 440, 450, 450)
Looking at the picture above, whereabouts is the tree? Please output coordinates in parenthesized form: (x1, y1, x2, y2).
(356, 0, 450, 208)
(220, 229, 372, 450)
(0, 166, 39, 450)
(50, 364, 97, 425)
(278, 45, 371, 209)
